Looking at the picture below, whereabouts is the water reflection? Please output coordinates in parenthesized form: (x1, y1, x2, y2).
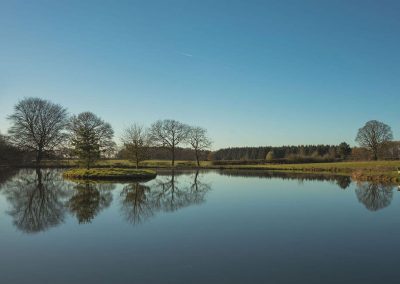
(219, 169, 352, 189)
(0, 167, 18, 189)
(120, 183, 153, 225)
(355, 182, 394, 211)
(336, 176, 352, 190)
(68, 182, 114, 224)
(3, 169, 72, 233)
(120, 170, 211, 225)
(151, 170, 210, 212)
(0, 169, 399, 234)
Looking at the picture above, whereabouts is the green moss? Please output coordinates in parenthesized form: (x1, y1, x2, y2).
(63, 168, 157, 181)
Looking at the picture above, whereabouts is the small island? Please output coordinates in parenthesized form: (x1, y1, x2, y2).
(63, 168, 157, 181)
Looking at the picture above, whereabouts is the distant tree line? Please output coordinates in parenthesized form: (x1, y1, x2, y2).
(213, 120, 398, 162)
(116, 146, 210, 163)
(1, 98, 398, 167)
(212, 143, 352, 163)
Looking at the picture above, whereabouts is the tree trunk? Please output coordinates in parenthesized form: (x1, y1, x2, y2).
(36, 167, 43, 188)
(194, 170, 199, 191)
(171, 146, 175, 167)
(171, 170, 175, 189)
(195, 150, 200, 167)
(373, 146, 378, 160)
(36, 148, 43, 167)
(36, 151, 40, 167)
(135, 148, 139, 169)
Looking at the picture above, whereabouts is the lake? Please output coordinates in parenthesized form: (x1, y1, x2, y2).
(0, 168, 399, 284)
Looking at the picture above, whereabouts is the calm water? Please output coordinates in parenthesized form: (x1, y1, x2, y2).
(0, 168, 400, 284)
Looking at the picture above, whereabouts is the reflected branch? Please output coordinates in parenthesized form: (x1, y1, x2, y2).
(150, 170, 211, 212)
(120, 170, 212, 225)
(355, 182, 394, 211)
(67, 182, 114, 224)
(4, 169, 71, 233)
(120, 183, 153, 225)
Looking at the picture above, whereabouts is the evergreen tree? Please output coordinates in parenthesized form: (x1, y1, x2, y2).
(67, 112, 114, 169)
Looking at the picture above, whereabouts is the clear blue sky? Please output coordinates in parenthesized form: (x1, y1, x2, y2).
(1, 0, 399, 149)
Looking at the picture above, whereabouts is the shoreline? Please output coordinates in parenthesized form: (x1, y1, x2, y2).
(3, 160, 399, 184)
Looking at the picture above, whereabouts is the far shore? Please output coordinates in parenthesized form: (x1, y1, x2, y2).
(2, 159, 399, 183)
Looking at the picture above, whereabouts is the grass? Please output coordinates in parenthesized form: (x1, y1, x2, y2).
(217, 160, 399, 170)
(223, 161, 400, 182)
(40, 159, 400, 183)
(63, 168, 157, 181)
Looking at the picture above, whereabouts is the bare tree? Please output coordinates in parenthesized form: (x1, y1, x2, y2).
(67, 112, 114, 169)
(121, 124, 151, 168)
(355, 120, 393, 160)
(187, 126, 212, 167)
(149, 119, 190, 167)
(7, 97, 68, 166)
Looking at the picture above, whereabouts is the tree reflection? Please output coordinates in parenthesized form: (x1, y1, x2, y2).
(67, 182, 114, 224)
(151, 170, 210, 212)
(120, 183, 153, 225)
(219, 169, 352, 189)
(0, 168, 18, 190)
(3, 169, 71, 233)
(355, 182, 394, 211)
(336, 176, 351, 190)
(120, 170, 211, 225)
(189, 170, 212, 204)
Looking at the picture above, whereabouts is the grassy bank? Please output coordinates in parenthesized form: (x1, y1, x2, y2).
(219, 161, 400, 183)
(25, 159, 400, 183)
(63, 168, 157, 181)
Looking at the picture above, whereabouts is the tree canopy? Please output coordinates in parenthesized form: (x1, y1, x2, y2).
(7, 97, 68, 165)
(149, 119, 190, 166)
(67, 112, 114, 169)
(356, 120, 393, 160)
(187, 127, 212, 166)
(121, 124, 151, 168)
